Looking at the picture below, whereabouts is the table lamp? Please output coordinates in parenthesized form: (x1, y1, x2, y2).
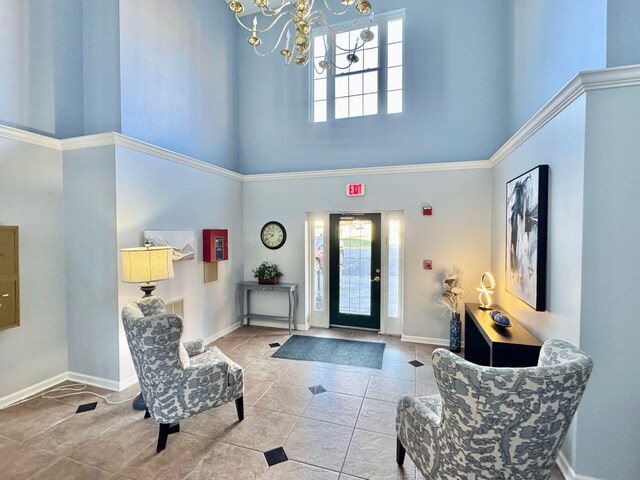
(120, 243, 174, 297)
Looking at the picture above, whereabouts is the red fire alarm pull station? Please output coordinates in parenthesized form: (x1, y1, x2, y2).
(422, 206, 433, 216)
(203, 229, 228, 262)
(423, 260, 433, 270)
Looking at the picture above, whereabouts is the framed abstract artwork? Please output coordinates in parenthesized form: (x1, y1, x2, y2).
(506, 165, 549, 311)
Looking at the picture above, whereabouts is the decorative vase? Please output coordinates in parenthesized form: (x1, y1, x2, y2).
(258, 277, 279, 285)
(449, 312, 461, 352)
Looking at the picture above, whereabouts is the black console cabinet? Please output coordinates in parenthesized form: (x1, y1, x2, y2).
(464, 303, 542, 367)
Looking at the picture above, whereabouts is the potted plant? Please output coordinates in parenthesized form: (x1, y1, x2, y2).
(438, 267, 468, 353)
(252, 261, 284, 285)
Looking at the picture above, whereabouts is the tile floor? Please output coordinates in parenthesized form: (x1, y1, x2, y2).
(0, 326, 564, 479)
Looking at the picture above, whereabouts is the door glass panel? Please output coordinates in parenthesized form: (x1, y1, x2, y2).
(388, 220, 400, 318)
(338, 218, 372, 315)
(313, 221, 324, 311)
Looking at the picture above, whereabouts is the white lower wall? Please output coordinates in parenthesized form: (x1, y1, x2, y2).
(0, 136, 68, 399)
(115, 146, 245, 382)
(243, 166, 492, 339)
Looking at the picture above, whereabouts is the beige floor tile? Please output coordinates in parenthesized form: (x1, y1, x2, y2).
(338, 475, 363, 480)
(277, 364, 328, 387)
(231, 341, 272, 358)
(355, 398, 398, 437)
(315, 329, 355, 339)
(383, 344, 417, 363)
(244, 378, 275, 405)
(415, 344, 439, 363)
(68, 416, 157, 472)
(42, 383, 112, 407)
(415, 365, 437, 384)
(321, 370, 370, 397)
(181, 402, 245, 440)
(284, 417, 353, 472)
(185, 442, 268, 480)
(225, 352, 258, 369)
(324, 362, 373, 376)
(245, 359, 291, 381)
(32, 458, 112, 480)
(366, 376, 415, 403)
(211, 337, 249, 353)
(302, 392, 363, 427)
(255, 383, 314, 416)
(119, 432, 214, 480)
(416, 382, 440, 397)
(372, 359, 417, 382)
(221, 408, 298, 452)
(350, 331, 385, 343)
(27, 410, 122, 456)
(0, 435, 58, 480)
(342, 429, 415, 480)
(262, 460, 340, 479)
(0, 397, 76, 442)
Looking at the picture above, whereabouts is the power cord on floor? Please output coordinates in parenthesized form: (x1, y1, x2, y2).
(0, 383, 141, 411)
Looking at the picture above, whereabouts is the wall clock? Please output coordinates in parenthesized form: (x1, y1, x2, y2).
(261, 221, 287, 250)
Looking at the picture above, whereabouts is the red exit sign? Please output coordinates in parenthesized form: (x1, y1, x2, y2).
(346, 183, 366, 197)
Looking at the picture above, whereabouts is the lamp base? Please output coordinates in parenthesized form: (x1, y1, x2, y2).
(133, 392, 147, 411)
(140, 283, 156, 297)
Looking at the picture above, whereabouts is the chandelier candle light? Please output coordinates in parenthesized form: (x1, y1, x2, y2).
(225, 0, 376, 71)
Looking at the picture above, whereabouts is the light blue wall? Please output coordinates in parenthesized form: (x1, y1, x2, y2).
(119, 0, 239, 170)
(491, 96, 587, 466)
(607, 0, 640, 67)
(508, 0, 607, 134)
(64, 146, 120, 381)
(115, 147, 245, 382)
(238, 0, 511, 174)
(82, 0, 122, 135)
(0, 0, 85, 138)
(0, 137, 68, 399)
(576, 85, 640, 480)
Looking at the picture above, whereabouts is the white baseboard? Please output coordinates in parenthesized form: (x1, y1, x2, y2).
(556, 452, 604, 480)
(0, 372, 68, 409)
(67, 371, 120, 392)
(400, 335, 450, 347)
(204, 321, 242, 345)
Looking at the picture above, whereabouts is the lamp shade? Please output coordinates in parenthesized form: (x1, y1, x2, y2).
(120, 246, 174, 283)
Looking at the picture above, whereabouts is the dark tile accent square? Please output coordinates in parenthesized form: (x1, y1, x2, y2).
(76, 402, 98, 414)
(308, 385, 327, 395)
(264, 447, 288, 467)
(269, 343, 281, 348)
(409, 360, 424, 368)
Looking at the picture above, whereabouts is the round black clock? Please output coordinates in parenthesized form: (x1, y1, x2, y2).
(261, 221, 287, 249)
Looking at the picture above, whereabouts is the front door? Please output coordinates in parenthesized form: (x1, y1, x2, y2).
(329, 213, 382, 330)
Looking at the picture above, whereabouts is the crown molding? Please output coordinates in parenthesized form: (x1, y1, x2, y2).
(61, 132, 244, 182)
(490, 64, 640, 167)
(0, 124, 62, 150)
(3, 65, 639, 179)
(242, 160, 492, 182)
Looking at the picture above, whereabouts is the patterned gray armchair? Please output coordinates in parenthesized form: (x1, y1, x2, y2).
(396, 339, 593, 479)
(122, 296, 244, 452)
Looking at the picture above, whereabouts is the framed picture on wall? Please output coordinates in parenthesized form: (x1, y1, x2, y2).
(505, 165, 549, 311)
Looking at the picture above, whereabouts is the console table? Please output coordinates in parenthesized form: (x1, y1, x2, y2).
(464, 303, 542, 367)
(239, 282, 299, 334)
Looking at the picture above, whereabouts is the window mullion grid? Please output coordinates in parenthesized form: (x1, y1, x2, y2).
(379, 21, 387, 115)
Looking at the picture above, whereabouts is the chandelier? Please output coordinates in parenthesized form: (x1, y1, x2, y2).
(225, 0, 375, 73)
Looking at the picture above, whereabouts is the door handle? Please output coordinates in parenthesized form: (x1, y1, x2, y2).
(371, 276, 381, 283)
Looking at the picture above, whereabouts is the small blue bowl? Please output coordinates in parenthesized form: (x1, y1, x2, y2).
(493, 314, 511, 327)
